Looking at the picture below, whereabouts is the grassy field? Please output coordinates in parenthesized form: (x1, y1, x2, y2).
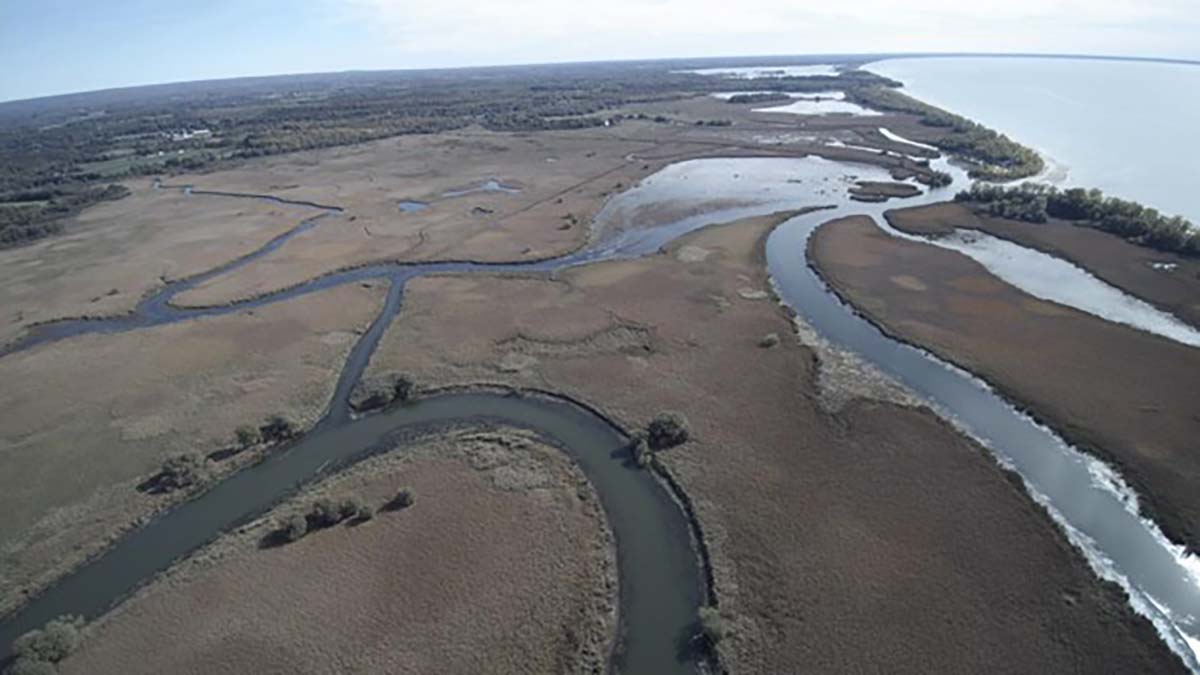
(810, 213, 1200, 554)
(0, 282, 386, 614)
(362, 212, 1180, 672)
(0, 186, 318, 346)
(59, 428, 615, 675)
(888, 202, 1200, 327)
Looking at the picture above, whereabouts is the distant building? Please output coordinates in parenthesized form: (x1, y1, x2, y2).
(170, 129, 212, 142)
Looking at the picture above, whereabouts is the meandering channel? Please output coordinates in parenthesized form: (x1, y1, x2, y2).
(2, 149, 1199, 671)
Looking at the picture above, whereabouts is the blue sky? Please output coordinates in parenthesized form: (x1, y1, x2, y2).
(3, 0, 1198, 102)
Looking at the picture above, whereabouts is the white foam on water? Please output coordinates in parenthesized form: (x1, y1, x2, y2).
(877, 126, 939, 151)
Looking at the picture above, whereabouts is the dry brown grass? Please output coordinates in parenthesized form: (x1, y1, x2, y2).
(0, 282, 387, 613)
(0, 186, 317, 345)
(361, 211, 1181, 672)
(170, 127, 712, 306)
(811, 214, 1200, 556)
(59, 428, 615, 675)
(889, 202, 1200, 327)
(166, 116, 936, 308)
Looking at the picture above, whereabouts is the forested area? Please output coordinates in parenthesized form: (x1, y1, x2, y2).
(956, 183, 1199, 255)
(847, 86, 1043, 180)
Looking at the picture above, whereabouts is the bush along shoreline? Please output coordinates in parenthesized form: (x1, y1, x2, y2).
(955, 182, 1199, 256)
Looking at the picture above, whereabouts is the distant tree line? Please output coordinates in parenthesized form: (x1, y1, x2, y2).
(725, 92, 792, 104)
(0, 183, 129, 248)
(846, 87, 1043, 180)
(956, 182, 1199, 256)
(0, 65, 902, 248)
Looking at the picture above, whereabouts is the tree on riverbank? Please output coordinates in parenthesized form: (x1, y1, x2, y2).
(956, 183, 1200, 256)
(647, 411, 690, 450)
(8, 615, 83, 673)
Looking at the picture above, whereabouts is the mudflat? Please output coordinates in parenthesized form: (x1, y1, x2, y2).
(58, 429, 615, 674)
(0, 282, 386, 613)
(888, 202, 1200, 327)
(810, 215, 1200, 553)
(364, 212, 1181, 672)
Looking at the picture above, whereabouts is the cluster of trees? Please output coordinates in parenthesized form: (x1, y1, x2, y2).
(0, 184, 129, 248)
(630, 411, 692, 468)
(924, 170, 953, 188)
(154, 453, 213, 493)
(956, 183, 1199, 256)
(278, 495, 372, 544)
(349, 373, 415, 413)
(7, 615, 83, 674)
(725, 92, 792, 104)
(276, 487, 414, 544)
(847, 87, 1043, 180)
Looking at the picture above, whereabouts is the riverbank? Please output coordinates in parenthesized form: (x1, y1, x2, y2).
(363, 211, 1181, 672)
(0, 281, 388, 617)
(809, 214, 1200, 554)
(0, 187, 318, 347)
(56, 427, 617, 674)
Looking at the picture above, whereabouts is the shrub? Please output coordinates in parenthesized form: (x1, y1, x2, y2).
(925, 170, 953, 188)
(281, 514, 308, 542)
(388, 487, 415, 510)
(355, 503, 375, 521)
(758, 333, 781, 348)
(12, 615, 83, 665)
(630, 434, 653, 469)
(647, 412, 690, 450)
(349, 373, 416, 412)
(697, 606, 727, 645)
(338, 496, 367, 521)
(259, 415, 296, 443)
(309, 497, 346, 528)
(234, 425, 261, 448)
(157, 453, 210, 491)
(391, 374, 415, 402)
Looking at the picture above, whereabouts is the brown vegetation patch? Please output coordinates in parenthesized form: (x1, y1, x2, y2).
(0, 186, 316, 345)
(889, 202, 1200, 327)
(169, 127, 713, 306)
(365, 211, 1180, 672)
(811, 215, 1200, 553)
(59, 429, 615, 675)
(0, 282, 386, 614)
(497, 321, 655, 360)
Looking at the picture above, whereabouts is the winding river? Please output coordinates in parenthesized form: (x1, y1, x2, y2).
(2, 144, 1200, 671)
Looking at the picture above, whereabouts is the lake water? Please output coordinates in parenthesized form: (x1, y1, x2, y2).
(867, 57, 1200, 223)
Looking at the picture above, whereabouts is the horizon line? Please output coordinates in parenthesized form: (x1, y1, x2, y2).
(4, 50, 1199, 107)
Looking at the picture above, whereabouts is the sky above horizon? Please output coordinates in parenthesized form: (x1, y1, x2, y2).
(3, 0, 1199, 102)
